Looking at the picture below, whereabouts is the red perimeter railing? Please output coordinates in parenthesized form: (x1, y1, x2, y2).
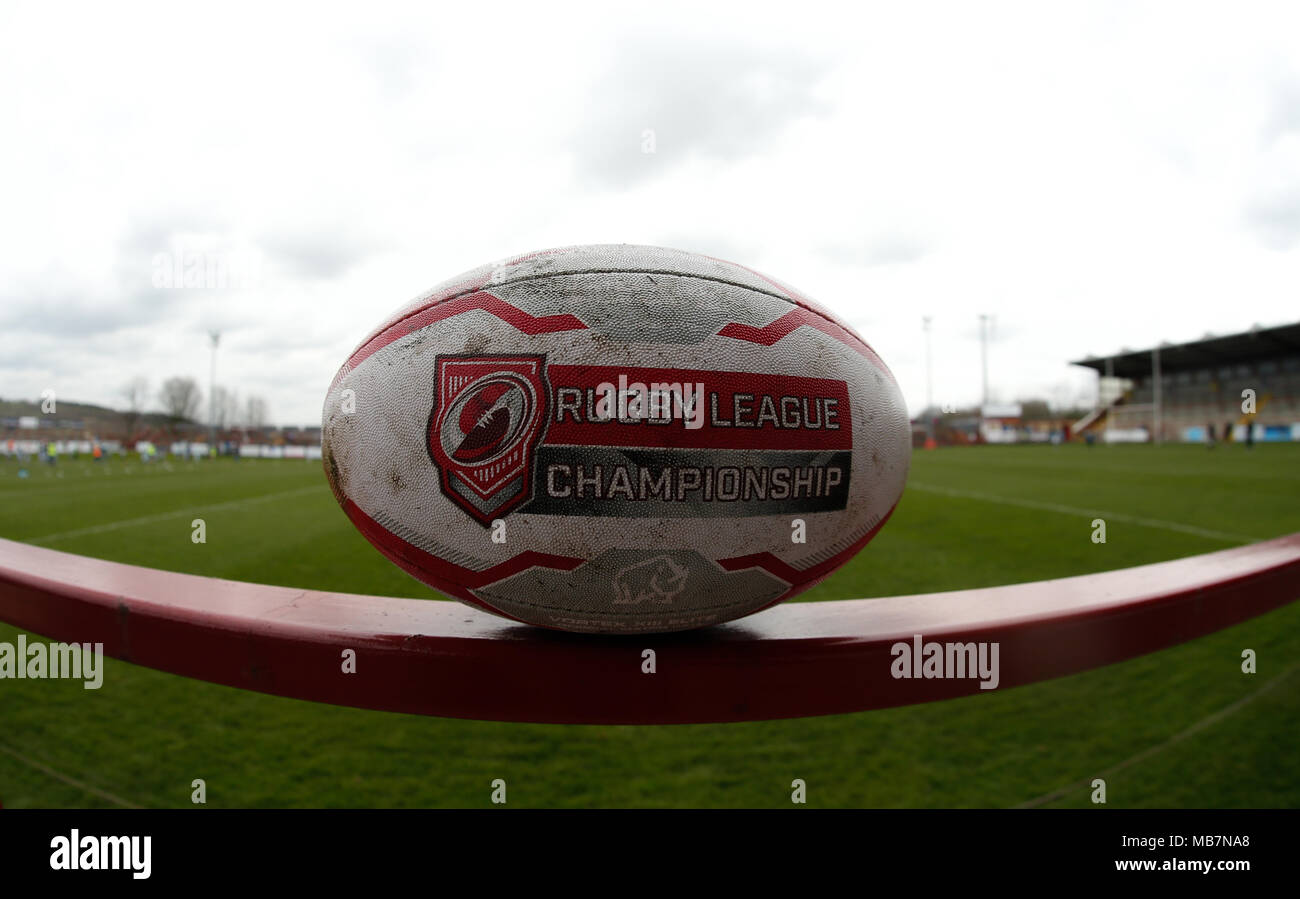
(1, 534, 1298, 724)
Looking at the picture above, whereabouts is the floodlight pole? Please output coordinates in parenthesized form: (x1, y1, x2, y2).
(923, 315, 933, 409)
(979, 314, 990, 410)
(209, 331, 220, 452)
(923, 316, 935, 441)
(1152, 346, 1161, 444)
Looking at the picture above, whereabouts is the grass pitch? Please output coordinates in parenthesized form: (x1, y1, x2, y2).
(0, 444, 1297, 808)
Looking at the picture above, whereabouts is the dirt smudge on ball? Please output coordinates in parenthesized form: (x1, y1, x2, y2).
(462, 332, 491, 355)
(323, 438, 348, 497)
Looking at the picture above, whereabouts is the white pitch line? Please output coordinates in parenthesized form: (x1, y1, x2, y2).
(907, 481, 1261, 544)
(1015, 661, 1300, 808)
(0, 741, 144, 808)
(25, 486, 322, 545)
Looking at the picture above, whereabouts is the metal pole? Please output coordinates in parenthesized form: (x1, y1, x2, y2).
(1103, 357, 1114, 438)
(979, 314, 990, 409)
(923, 316, 933, 412)
(209, 331, 220, 452)
(1152, 347, 1161, 444)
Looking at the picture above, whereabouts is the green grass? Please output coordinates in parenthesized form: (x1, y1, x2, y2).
(0, 444, 1297, 808)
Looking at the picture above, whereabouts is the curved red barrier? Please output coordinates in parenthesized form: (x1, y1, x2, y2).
(0, 534, 1297, 724)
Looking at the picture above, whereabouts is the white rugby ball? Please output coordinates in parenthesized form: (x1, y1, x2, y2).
(323, 245, 909, 634)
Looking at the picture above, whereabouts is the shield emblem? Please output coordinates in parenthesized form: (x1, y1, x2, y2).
(428, 355, 548, 525)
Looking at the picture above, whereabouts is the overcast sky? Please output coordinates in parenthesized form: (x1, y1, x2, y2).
(2, 1, 1298, 426)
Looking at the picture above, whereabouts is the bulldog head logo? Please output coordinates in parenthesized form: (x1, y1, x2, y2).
(428, 355, 548, 525)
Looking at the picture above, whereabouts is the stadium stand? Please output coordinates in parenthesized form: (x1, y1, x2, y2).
(1072, 322, 1300, 443)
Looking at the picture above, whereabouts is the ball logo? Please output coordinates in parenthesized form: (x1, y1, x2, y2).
(613, 555, 689, 606)
(443, 376, 533, 463)
(428, 355, 548, 525)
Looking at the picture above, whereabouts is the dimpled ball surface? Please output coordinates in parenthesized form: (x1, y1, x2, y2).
(323, 245, 910, 634)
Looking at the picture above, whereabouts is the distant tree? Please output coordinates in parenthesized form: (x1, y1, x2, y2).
(212, 386, 240, 429)
(120, 376, 150, 441)
(159, 376, 203, 430)
(1016, 399, 1053, 421)
(244, 395, 269, 430)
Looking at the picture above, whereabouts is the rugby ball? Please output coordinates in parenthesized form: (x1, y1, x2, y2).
(322, 245, 909, 634)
